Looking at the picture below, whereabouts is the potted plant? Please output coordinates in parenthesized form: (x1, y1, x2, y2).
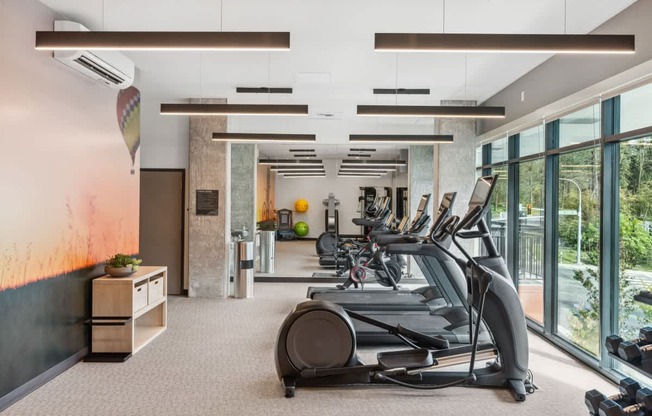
(104, 253, 142, 277)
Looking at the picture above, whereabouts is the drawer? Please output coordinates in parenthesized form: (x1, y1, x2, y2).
(133, 280, 148, 312)
(148, 276, 164, 304)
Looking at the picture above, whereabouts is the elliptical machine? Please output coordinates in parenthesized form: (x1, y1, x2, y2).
(274, 175, 533, 401)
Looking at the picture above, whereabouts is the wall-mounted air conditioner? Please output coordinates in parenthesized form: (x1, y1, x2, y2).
(52, 21, 135, 90)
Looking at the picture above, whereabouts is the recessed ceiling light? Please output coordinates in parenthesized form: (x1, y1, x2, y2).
(212, 133, 315, 142)
(374, 33, 635, 54)
(161, 104, 308, 116)
(357, 105, 505, 119)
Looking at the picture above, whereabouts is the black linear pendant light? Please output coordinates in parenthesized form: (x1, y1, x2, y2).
(36, 31, 291, 51)
(357, 105, 505, 118)
(350, 134, 454, 143)
(212, 133, 315, 142)
(374, 33, 635, 54)
(161, 104, 309, 116)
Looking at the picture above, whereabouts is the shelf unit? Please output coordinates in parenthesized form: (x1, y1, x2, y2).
(87, 266, 167, 362)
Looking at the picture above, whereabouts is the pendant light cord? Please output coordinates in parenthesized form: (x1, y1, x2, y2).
(442, 0, 446, 33)
(564, 0, 568, 35)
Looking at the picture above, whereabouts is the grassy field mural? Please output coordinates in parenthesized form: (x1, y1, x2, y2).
(0, 87, 140, 292)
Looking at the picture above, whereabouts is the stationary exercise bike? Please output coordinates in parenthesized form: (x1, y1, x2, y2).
(274, 175, 533, 401)
(335, 240, 402, 290)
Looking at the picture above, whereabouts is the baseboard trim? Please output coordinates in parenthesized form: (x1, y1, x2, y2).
(0, 347, 88, 412)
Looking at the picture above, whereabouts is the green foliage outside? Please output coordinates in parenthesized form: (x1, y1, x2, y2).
(566, 139, 652, 354)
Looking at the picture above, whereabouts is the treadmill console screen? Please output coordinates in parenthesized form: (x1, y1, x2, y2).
(415, 194, 429, 213)
(469, 176, 495, 208)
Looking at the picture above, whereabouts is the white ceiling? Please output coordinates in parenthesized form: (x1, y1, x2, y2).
(40, 0, 637, 159)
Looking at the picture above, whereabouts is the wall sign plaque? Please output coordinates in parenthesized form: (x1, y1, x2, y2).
(196, 190, 219, 216)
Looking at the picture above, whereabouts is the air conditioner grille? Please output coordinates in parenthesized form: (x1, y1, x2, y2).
(74, 55, 124, 85)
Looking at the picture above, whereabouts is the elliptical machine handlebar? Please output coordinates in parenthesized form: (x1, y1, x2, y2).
(432, 215, 460, 241)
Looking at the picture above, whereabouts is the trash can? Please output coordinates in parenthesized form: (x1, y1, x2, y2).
(259, 230, 276, 273)
(234, 241, 254, 299)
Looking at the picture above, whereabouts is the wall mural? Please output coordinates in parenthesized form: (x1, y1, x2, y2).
(117, 86, 141, 175)
(0, 88, 141, 292)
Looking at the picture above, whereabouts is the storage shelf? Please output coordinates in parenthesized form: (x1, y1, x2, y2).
(90, 266, 167, 361)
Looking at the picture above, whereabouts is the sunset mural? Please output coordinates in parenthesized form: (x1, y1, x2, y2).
(0, 87, 141, 292)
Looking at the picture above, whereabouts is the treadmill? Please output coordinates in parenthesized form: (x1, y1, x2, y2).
(313, 176, 501, 346)
(307, 192, 456, 312)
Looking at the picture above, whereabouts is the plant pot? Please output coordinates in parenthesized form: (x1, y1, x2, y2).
(104, 265, 136, 277)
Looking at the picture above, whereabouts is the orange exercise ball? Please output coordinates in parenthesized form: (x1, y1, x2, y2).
(295, 199, 309, 213)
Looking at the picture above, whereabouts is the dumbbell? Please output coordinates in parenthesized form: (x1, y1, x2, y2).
(585, 378, 642, 415)
(605, 327, 652, 355)
(619, 341, 652, 364)
(598, 387, 652, 416)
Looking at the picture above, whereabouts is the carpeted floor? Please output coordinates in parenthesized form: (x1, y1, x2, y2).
(3, 283, 613, 416)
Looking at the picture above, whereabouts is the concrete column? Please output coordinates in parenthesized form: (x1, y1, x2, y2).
(408, 145, 435, 217)
(188, 98, 231, 298)
(230, 144, 257, 238)
(435, 100, 478, 254)
(435, 100, 477, 219)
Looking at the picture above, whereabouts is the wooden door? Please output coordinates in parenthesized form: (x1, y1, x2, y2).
(139, 170, 184, 295)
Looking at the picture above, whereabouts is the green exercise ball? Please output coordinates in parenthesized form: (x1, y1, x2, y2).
(294, 221, 309, 237)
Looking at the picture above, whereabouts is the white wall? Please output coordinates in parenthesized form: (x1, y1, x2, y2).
(274, 160, 407, 237)
(140, 95, 189, 169)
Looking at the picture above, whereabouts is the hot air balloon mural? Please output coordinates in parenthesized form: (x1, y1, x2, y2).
(116, 87, 141, 174)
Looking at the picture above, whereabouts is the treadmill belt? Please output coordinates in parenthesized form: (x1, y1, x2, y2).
(314, 291, 429, 308)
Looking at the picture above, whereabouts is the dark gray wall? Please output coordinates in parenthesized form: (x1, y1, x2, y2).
(479, 0, 652, 135)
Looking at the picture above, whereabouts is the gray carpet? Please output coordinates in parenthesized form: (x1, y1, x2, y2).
(3, 283, 613, 415)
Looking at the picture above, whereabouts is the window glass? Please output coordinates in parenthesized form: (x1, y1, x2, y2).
(490, 165, 508, 261)
(559, 104, 600, 148)
(621, 83, 652, 133)
(491, 137, 508, 164)
(617, 136, 652, 341)
(519, 124, 545, 157)
(517, 158, 545, 324)
(556, 147, 601, 356)
(475, 146, 483, 167)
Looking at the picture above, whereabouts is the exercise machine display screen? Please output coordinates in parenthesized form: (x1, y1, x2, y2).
(415, 194, 429, 213)
(469, 176, 495, 208)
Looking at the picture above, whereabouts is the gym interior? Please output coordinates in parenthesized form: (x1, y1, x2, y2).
(3, 0, 652, 414)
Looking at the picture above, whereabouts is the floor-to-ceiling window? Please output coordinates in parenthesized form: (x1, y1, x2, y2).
(517, 125, 546, 324)
(556, 147, 601, 355)
(479, 82, 652, 381)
